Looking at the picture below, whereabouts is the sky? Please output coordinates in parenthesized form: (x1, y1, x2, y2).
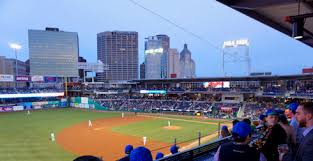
(0, 0, 312, 77)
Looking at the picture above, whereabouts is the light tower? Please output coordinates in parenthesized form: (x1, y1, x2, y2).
(222, 39, 251, 76)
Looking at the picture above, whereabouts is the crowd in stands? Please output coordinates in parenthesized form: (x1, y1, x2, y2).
(0, 87, 64, 94)
(215, 102, 313, 161)
(73, 102, 313, 161)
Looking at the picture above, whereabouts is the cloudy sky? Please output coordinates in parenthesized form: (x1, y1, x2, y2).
(0, 0, 312, 77)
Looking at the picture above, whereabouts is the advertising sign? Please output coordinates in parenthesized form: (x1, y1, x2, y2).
(44, 77, 57, 83)
(0, 74, 14, 82)
(31, 75, 44, 82)
(0, 106, 13, 112)
(203, 82, 230, 88)
(16, 76, 30, 82)
(13, 106, 24, 111)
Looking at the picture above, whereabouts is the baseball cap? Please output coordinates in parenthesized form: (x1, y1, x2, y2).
(125, 144, 133, 154)
(221, 125, 228, 131)
(232, 121, 251, 138)
(170, 145, 179, 154)
(266, 109, 278, 116)
(259, 114, 266, 121)
(73, 155, 103, 161)
(288, 102, 299, 113)
(155, 152, 164, 160)
(130, 146, 153, 161)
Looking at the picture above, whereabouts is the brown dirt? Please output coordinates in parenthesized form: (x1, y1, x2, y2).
(162, 126, 182, 130)
(57, 116, 170, 161)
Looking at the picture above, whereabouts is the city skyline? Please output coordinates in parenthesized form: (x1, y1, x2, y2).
(0, 0, 312, 77)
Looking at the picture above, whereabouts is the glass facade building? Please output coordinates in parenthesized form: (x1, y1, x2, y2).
(96, 31, 138, 81)
(28, 28, 79, 77)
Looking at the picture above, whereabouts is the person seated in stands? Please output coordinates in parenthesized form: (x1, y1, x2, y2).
(119, 144, 133, 161)
(232, 119, 239, 127)
(219, 125, 231, 139)
(73, 155, 103, 161)
(214, 121, 267, 161)
(243, 118, 252, 126)
(257, 109, 287, 161)
(258, 114, 266, 128)
(170, 145, 179, 154)
(155, 152, 164, 160)
(287, 102, 305, 148)
(130, 146, 153, 161)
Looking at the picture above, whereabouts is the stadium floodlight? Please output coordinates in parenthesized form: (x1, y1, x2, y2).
(9, 43, 22, 50)
(9, 43, 22, 89)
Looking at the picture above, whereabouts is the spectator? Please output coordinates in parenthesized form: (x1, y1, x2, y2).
(258, 114, 266, 128)
(288, 102, 305, 147)
(243, 118, 252, 126)
(119, 144, 133, 161)
(260, 109, 287, 161)
(155, 152, 164, 160)
(214, 121, 267, 161)
(279, 115, 296, 146)
(291, 102, 313, 161)
(170, 145, 179, 154)
(73, 155, 103, 161)
(130, 146, 153, 161)
(219, 126, 231, 139)
(232, 119, 239, 127)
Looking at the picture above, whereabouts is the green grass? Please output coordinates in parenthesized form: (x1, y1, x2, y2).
(145, 113, 229, 123)
(112, 119, 218, 144)
(0, 108, 120, 161)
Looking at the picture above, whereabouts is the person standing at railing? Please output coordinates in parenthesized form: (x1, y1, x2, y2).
(214, 121, 267, 161)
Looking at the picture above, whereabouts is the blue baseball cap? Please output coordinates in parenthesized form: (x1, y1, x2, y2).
(221, 125, 228, 131)
(275, 109, 284, 115)
(155, 152, 164, 159)
(125, 144, 133, 154)
(170, 145, 179, 154)
(259, 114, 266, 121)
(288, 102, 299, 113)
(130, 146, 153, 161)
(266, 109, 278, 116)
(232, 121, 251, 138)
(73, 155, 102, 161)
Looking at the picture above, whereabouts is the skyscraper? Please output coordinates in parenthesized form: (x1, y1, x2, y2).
(140, 62, 145, 79)
(144, 36, 163, 79)
(167, 48, 180, 78)
(156, 35, 170, 78)
(97, 31, 138, 81)
(28, 27, 79, 77)
(180, 44, 196, 78)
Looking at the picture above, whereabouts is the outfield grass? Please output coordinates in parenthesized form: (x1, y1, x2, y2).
(0, 109, 120, 161)
(147, 114, 229, 123)
(112, 118, 218, 144)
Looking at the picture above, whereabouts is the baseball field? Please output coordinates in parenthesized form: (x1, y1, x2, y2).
(0, 108, 226, 161)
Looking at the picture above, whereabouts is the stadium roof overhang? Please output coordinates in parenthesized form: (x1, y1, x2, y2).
(216, 0, 313, 48)
(132, 74, 313, 84)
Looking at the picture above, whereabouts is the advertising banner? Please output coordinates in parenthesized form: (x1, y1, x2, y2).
(0, 74, 14, 82)
(13, 106, 24, 111)
(16, 76, 30, 82)
(81, 97, 88, 104)
(0, 106, 13, 112)
(31, 75, 44, 82)
(33, 106, 42, 109)
(44, 77, 57, 83)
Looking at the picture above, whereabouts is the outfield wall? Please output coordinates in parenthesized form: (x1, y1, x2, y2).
(70, 97, 107, 111)
(0, 99, 68, 112)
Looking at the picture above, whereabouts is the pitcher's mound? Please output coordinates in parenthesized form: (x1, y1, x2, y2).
(163, 126, 182, 130)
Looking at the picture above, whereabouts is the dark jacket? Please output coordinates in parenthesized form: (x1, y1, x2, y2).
(261, 124, 287, 161)
(294, 129, 313, 161)
(219, 142, 260, 161)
